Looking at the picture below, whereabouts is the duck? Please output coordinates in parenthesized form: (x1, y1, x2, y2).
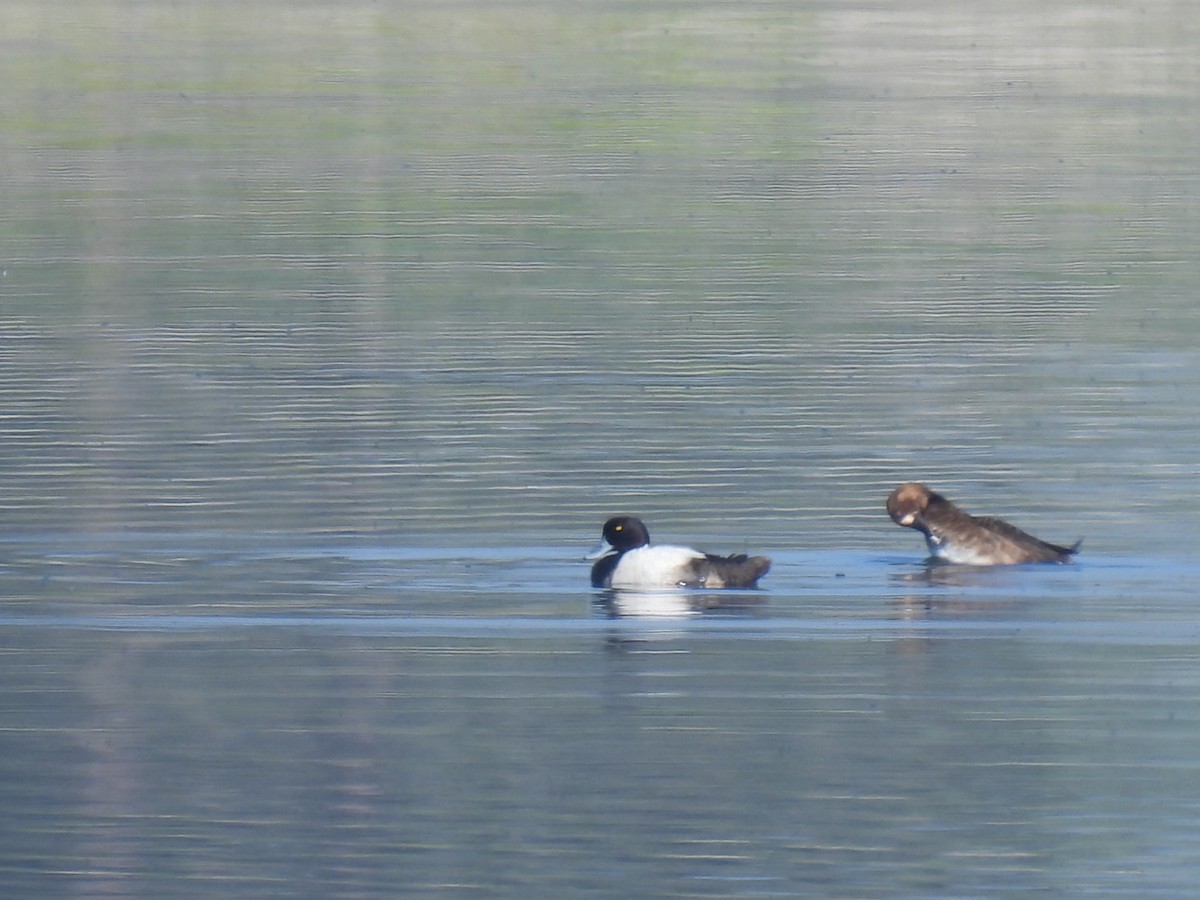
(886, 482, 1080, 565)
(585, 516, 771, 589)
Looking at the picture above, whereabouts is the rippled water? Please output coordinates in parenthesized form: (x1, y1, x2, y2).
(3, 0, 1200, 896)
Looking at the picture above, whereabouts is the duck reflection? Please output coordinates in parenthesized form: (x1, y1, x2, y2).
(889, 562, 1024, 618)
(891, 560, 1018, 589)
(890, 593, 1023, 619)
(593, 589, 768, 619)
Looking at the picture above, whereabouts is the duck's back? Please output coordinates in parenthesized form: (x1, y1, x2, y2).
(929, 512, 1077, 565)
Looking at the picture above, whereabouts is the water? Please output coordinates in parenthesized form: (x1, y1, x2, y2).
(3, 0, 1200, 895)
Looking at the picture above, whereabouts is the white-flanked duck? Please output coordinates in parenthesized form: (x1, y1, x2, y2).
(585, 516, 771, 589)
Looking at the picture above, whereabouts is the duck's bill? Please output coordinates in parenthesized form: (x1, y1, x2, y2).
(583, 538, 614, 560)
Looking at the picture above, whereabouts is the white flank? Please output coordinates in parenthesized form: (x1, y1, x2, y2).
(928, 535, 992, 565)
(609, 545, 707, 589)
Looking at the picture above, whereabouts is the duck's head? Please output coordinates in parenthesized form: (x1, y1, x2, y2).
(585, 515, 652, 559)
(886, 483, 937, 528)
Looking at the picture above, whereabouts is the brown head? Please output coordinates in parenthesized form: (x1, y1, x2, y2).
(886, 482, 940, 528)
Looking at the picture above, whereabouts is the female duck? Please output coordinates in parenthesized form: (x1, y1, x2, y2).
(585, 515, 771, 589)
(886, 482, 1080, 565)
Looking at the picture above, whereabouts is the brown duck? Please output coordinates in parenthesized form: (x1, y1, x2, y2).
(886, 482, 1080, 565)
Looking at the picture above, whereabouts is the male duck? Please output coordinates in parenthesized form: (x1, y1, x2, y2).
(886, 482, 1080, 565)
(585, 515, 771, 589)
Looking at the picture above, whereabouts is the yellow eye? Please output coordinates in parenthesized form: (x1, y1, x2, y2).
(614, 525, 623, 532)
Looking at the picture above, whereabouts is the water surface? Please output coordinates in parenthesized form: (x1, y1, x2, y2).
(3, 0, 1200, 895)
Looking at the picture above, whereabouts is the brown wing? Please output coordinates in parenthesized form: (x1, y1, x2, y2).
(971, 516, 1079, 561)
